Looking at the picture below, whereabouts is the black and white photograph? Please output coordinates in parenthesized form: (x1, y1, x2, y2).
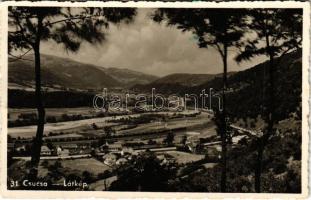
(1, 1, 310, 198)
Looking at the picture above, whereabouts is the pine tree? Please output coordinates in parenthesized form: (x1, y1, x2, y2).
(8, 7, 136, 178)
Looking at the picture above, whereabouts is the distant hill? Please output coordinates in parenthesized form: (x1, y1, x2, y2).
(132, 82, 190, 94)
(132, 72, 235, 93)
(192, 49, 302, 121)
(151, 73, 220, 87)
(133, 50, 302, 122)
(8, 54, 157, 90)
(101, 67, 158, 86)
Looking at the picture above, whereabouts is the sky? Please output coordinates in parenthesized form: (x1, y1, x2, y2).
(41, 9, 267, 77)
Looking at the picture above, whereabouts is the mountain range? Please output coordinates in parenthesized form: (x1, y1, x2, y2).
(132, 72, 235, 93)
(8, 54, 234, 91)
(8, 54, 158, 90)
(8, 50, 301, 122)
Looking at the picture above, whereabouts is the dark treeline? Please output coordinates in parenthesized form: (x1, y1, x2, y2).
(8, 90, 94, 108)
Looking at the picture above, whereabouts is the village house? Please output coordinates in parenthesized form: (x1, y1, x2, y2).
(61, 143, 78, 150)
(60, 149, 70, 156)
(41, 145, 52, 156)
(116, 158, 127, 165)
(100, 143, 123, 153)
(59, 143, 80, 154)
(15, 145, 26, 152)
(120, 147, 134, 156)
(102, 153, 118, 166)
(56, 146, 70, 156)
(57, 146, 62, 155)
(109, 143, 122, 152)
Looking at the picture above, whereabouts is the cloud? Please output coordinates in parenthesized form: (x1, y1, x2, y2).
(41, 9, 267, 77)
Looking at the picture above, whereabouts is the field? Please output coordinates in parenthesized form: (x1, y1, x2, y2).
(164, 151, 205, 164)
(117, 113, 211, 135)
(38, 158, 111, 177)
(89, 176, 117, 191)
(8, 109, 216, 141)
(8, 115, 118, 138)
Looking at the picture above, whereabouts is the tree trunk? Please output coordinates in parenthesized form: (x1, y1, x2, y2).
(29, 44, 45, 178)
(267, 52, 275, 136)
(30, 16, 45, 179)
(255, 139, 263, 192)
(254, 34, 275, 192)
(220, 44, 228, 192)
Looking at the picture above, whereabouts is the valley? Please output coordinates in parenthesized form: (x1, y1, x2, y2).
(7, 49, 302, 193)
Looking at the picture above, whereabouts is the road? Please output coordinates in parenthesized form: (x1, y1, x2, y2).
(12, 154, 91, 160)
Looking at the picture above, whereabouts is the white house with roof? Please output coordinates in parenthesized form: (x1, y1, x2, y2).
(41, 145, 52, 156)
(56, 146, 70, 156)
(103, 153, 118, 166)
(100, 143, 123, 153)
(15, 145, 26, 152)
(61, 143, 78, 150)
(116, 158, 127, 165)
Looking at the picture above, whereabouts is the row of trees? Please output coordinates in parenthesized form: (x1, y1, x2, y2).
(9, 7, 302, 192)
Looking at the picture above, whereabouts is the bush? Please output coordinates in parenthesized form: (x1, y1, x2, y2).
(41, 160, 49, 168)
(97, 170, 112, 180)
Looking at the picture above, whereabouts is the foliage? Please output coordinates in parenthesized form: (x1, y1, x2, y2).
(109, 152, 177, 191)
(234, 9, 302, 192)
(171, 128, 301, 193)
(163, 131, 175, 145)
(236, 9, 302, 63)
(8, 7, 136, 53)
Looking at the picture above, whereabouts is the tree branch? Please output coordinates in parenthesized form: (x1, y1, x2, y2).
(45, 15, 93, 27)
(215, 43, 224, 58)
(13, 14, 34, 47)
(9, 48, 33, 62)
(274, 38, 302, 67)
